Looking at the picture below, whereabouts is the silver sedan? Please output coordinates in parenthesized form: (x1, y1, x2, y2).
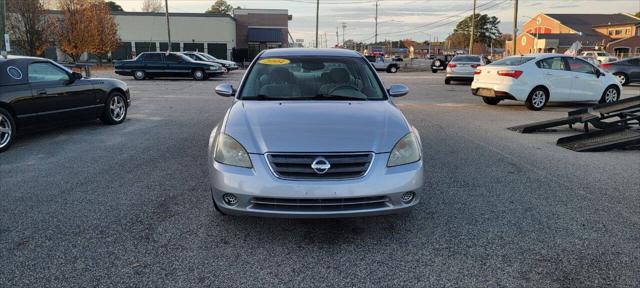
(208, 48, 424, 218)
(445, 54, 488, 84)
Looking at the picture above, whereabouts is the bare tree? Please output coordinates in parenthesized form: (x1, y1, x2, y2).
(141, 0, 164, 13)
(6, 0, 51, 56)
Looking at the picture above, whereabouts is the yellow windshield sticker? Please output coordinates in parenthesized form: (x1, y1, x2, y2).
(259, 58, 290, 65)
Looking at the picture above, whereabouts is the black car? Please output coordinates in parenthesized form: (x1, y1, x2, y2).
(601, 57, 640, 86)
(114, 52, 224, 80)
(182, 51, 239, 72)
(0, 56, 130, 153)
(431, 55, 454, 73)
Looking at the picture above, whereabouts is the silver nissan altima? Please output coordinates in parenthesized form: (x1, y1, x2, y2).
(208, 48, 424, 218)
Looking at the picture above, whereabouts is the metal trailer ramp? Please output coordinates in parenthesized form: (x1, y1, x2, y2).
(556, 127, 640, 152)
(508, 96, 640, 134)
(508, 95, 640, 152)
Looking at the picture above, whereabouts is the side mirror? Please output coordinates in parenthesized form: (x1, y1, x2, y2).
(595, 69, 602, 78)
(388, 84, 409, 97)
(72, 72, 83, 80)
(215, 83, 235, 97)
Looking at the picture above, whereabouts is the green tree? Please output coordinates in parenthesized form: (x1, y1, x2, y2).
(205, 0, 235, 15)
(453, 14, 502, 48)
(105, 1, 124, 12)
(635, 11, 640, 18)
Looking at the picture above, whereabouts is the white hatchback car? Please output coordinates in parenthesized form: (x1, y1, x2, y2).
(471, 54, 622, 110)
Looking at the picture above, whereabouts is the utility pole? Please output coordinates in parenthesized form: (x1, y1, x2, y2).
(336, 25, 339, 47)
(469, 0, 476, 54)
(324, 32, 328, 48)
(315, 0, 319, 48)
(341, 22, 346, 47)
(513, 0, 518, 55)
(0, 0, 6, 56)
(164, 0, 172, 52)
(374, 0, 378, 43)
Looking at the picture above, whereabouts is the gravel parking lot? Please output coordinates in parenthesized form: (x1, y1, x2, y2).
(1, 70, 639, 287)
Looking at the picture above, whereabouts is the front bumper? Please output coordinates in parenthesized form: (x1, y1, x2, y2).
(209, 153, 424, 218)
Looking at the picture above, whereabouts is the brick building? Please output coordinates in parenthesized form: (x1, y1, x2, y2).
(506, 13, 640, 57)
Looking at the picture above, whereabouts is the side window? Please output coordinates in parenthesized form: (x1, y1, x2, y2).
(628, 59, 640, 66)
(536, 57, 566, 71)
(28, 62, 70, 83)
(165, 54, 183, 63)
(143, 53, 162, 62)
(566, 58, 595, 74)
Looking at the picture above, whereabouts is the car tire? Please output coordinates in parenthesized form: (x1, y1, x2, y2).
(100, 92, 128, 125)
(525, 87, 548, 111)
(482, 97, 501, 105)
(192, 69, 205, 81)
(613, 73, 629, 86)
(599, 85, 620, 104)
(133, 70, 146, 80)
(431, 69, 438, 73)
(445, 78, 451, 85)
(0, 107, 16, 153)
(388, 66, 398, 73)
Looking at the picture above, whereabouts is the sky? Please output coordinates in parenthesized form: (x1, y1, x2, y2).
(113, 0, 640, 45)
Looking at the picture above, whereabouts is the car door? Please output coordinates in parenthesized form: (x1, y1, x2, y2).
(164, 53, 191, 77)
(627, 58, 640, 81)
(141, 53, 164, 77)
(536, 56, 573, 101)
(564, 57, 601, 101)
(27, 61, 98, 121)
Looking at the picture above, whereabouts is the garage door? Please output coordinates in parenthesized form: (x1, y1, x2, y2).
(207, 43, 227, 60)
(111, 42, 132, 60)
(183, 43, 205, 53)
(159, 42, 181, 52)
(135, 42, 157, 53)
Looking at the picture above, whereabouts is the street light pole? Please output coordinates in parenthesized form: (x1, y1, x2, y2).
(0, 0, 6, 55)
(513, 0, 518, 55)
(165, 0, 172, 52)
(469, 0, 476, 54)
(315, 0, 319, 48)
(374, 0, 378, 43)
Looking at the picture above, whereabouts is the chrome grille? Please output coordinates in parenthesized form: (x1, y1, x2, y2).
(250, 196, 389, 212)
(266, 153, 374, 180)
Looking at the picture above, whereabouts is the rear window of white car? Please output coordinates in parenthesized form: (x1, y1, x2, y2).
(489, 56, 534, 66)
(452, 56, 480, 62)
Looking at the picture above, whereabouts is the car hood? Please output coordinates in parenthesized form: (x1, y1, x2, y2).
(192, 60, 220, 67)
(222, 101, 411, 154)
(216, 59, 237, 66)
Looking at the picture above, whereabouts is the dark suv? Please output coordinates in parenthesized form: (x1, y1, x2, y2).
(114, 52, 224, 80)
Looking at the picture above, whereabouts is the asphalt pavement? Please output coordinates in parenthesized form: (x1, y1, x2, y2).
(1, 71, 639, 287)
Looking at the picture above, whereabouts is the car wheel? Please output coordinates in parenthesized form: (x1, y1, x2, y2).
(0, 107, 16, 153)
(444, 78, 451, 85)
(431, 69, 438, 74)
(482, 97, 501, 105)
(599, 86, 620, 104)
(613, 73, 629, 86)
(525, 87, 548, 111)
(100, 92, 128, 125)
(388, 66, 398, 73)
(133, 70, 146, 80)
(192, 69, 205, 81)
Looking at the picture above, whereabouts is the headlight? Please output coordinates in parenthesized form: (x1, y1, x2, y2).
(387, 132, 421, 167)
(214, 134, 252, 168)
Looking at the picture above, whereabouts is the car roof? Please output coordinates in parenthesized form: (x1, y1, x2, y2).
(259, 48, 362, 58)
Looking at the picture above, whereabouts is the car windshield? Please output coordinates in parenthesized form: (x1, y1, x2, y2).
(238, 56, 386, 101)
(452, 55, 481, 62)
(201, 54, 218, 61)
(489, 56, 535, 66)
